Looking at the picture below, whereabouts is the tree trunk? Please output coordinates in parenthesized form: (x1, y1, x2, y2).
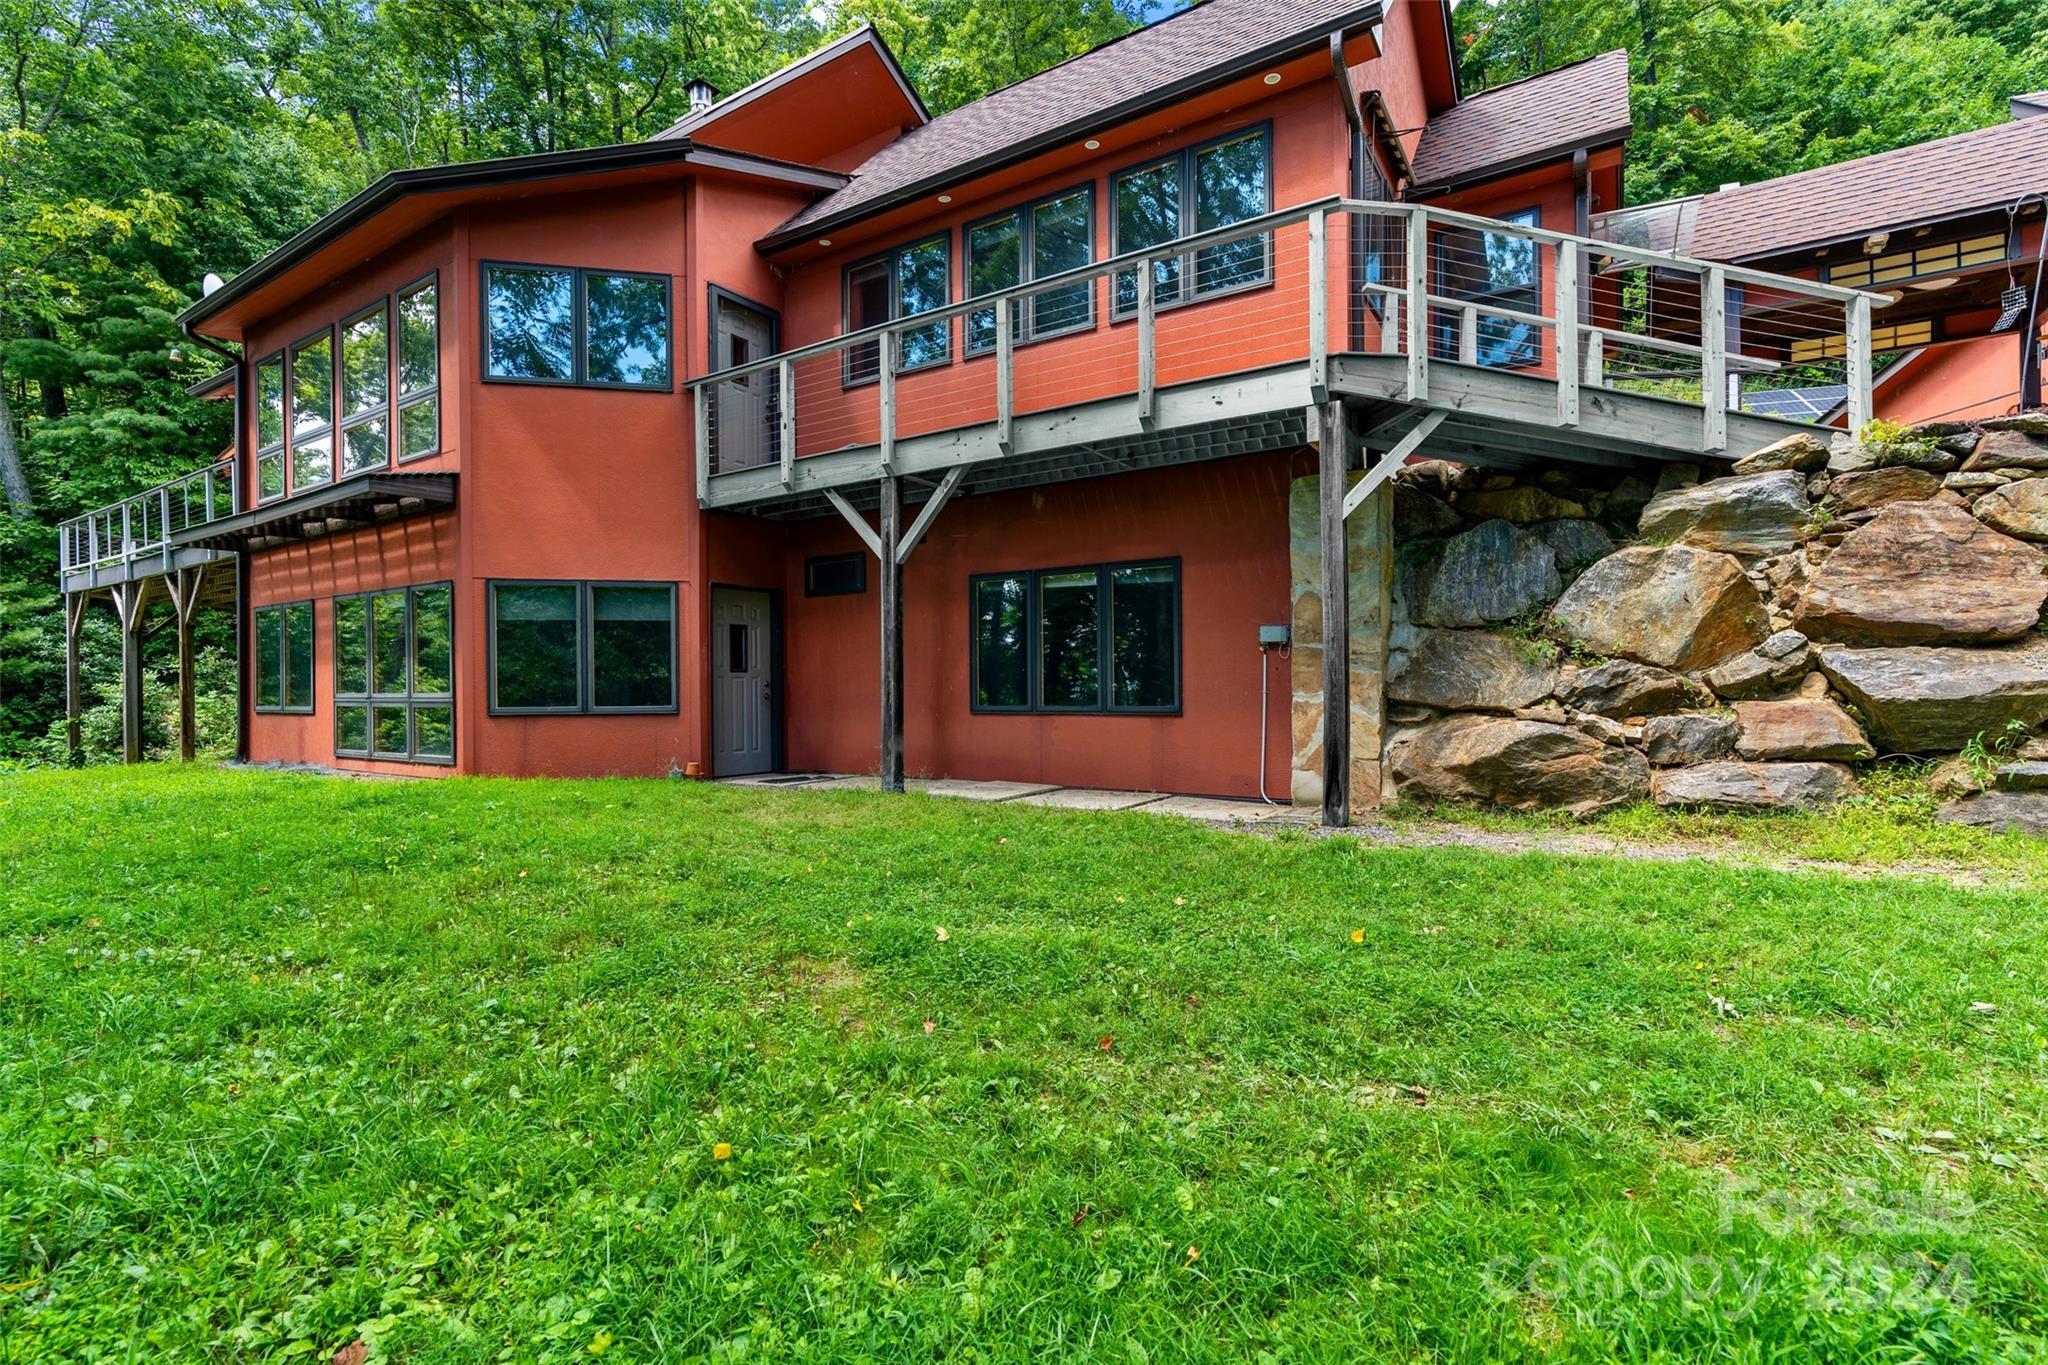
(0, 370, 36, 515)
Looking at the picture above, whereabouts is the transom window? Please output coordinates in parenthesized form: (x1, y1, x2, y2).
(1432, 207, 1541, 368)
(254, 601, 314, 713)
(970, 560, 1180, 714)
(252, 273, 438, 504)
(484, 263, 673, 389)
(1111, 126, 1272, 315)
(1826, 232, 2007, 288)
(334, 582, 454, 763)
(489, 580, 677, 714)
(965, 186, 1095, 352)
(843, 235, 950, 383)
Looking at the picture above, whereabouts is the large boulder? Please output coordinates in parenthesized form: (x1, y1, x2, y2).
(1936, 791, 2048, 838)
(1386, 629, 1556, 712)
(1962, 428, 2048, 473)
(1825, 466, 1942, 515)
(1637, 470, 1810, 557)
(1394, 484, 1464, 539)
(1531, 519, 1615, 578)
(1793, 502, 2048, 645)
(1983, 412, 2048, 436)
(1972, 480, 2048, 543)
(1552, 545, 1769, 672)
(1388, 714, 1649, 818)
(1455, 485, 1587, 524)
(1404, 519, 1562, 627)
(1816, 639, 2048, 753)
(1732, 431, 1829, 475)
(1703, 641, 1812, 700)
(1555, 659, 1701, 718)
(1651, 761, 1857, 811)
(1644, 712, 1739, 766)
(1734, 698, 1874, 761)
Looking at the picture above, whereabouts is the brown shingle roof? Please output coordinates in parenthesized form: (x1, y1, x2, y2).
(1688, 115, 2048, 261)
(766, 0, 1381, 247)
(1409, 49, 1630, 193)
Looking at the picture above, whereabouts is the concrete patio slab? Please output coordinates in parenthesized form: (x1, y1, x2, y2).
(922, 778, 1061, 802)
(1140, 795, 1297, 823)
(1018, 788, 1169, 811)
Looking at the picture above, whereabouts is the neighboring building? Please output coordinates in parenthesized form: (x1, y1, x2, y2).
(60, 0, 1878, 822)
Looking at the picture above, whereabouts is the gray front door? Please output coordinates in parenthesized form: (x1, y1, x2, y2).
(712, 297, 775, 472)
(712, 587, 773, 775)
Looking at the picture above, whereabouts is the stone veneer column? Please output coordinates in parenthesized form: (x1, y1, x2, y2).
(1289, 472, 1393, 809)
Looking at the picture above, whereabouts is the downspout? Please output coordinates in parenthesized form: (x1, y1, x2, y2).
(181, 320, 250, 761)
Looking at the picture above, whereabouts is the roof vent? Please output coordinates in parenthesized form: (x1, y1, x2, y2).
(202, 272, 225, 297)
(686, 79, 719, 116)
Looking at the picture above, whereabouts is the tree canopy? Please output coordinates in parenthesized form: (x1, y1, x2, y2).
(2, 0, 2043, 761)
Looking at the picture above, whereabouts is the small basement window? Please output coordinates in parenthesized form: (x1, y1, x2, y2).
(805, 552, 867, 597)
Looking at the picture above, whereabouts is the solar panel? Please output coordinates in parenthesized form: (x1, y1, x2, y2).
(1742, 386, 1847, 421)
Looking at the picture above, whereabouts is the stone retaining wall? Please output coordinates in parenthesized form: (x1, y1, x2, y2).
(1373, 413, 2048, 834)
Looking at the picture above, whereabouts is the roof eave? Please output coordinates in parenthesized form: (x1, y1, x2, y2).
(655, 25, 929, 142)
(1407, 128, 1630, 200)
(756, 2, 1386, 254)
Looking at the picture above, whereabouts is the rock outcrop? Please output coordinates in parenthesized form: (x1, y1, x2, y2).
(1386, 629, 1555, 712)
(1388, 715, 1649, 819)
(1643, 713, 1738, 766)
(1817, 640, 2048, 753)
(1637, 470, 1809, 556)
(1972, 480, 2048, 542)
(1793, 502, 2048, 645)
(1552, 545, 1768, 671)
(1733, 698, 1873, 761)
(1651, 761, 1857, 811)
(1403, 519, 1562, 627)
(1555, 659, 1700, 718)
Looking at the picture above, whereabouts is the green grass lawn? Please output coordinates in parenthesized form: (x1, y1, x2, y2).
(4, 767, 2048, 1362)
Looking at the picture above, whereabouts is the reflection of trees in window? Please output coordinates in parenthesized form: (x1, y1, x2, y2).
(493, 583, 580, 710)
(340, 306, 389, 474)
(487, 266, 574, 380)
(971, 563, 1180, 714)
(591, 585, 673, 708)
(973, 576, 1028, 708)
(843, 237, 950, 380)
(398, 279, 439, 458)
(1432, 208, 1541, 368)
(587, 274, 671, 386)
(256, 354, 286, 500)
(255, 601, 316, 712)
(1112, 128, 1270, 314)
(335, 582, 454, 762)
(491, 581, 675, 714)
(966, 217, 1021, 353)
(290, 333, 334, 489)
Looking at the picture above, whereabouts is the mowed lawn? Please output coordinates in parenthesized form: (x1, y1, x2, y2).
(4, 769, 2048, 1362)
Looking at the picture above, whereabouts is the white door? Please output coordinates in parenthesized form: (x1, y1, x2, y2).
(712, 587, 773, 775)
(712, 298, 776, 472)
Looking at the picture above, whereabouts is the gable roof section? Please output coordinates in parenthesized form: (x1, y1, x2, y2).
(1408, 49, 1630, 194)
(763, 0, 1383, 250)
(1688, 114, 2048, 261)
(651, 26, 927, 146)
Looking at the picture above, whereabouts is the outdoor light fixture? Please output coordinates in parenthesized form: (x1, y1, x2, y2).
(937, 194, 952, 203)
(1862, 232, 1889, 255)
(1263, 72, 1282, 84)
(1084, 139, 1100, 149)
(818, 238, 831, 247)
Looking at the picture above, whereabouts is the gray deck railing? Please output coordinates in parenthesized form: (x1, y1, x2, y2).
(686, 197, 1886, 500)
(58, 457, 238, 580)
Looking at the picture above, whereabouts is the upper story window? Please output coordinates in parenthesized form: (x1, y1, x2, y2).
(484, 263, 672, 390)
(290, 330, 335, 490)
(1111, 125, 1272, 315)
(965, 186, 1095, 353)
(1432, 207, 1541, 368)
(252, 273, 439, 505)
(1825, 231, 2006, 288)
(844, 235, 949, 384)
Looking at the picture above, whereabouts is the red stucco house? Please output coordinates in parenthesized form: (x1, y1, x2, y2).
(60, 0, 1888, 823)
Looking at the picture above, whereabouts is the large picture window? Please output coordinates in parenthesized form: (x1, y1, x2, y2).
(334, 582, 454, 763)
(484, 263, 672, 390)
(489, 580, 677, 715)
(843, 235, 950, 383)
(1432, 207, 1541, 368)
(1111, 126, 1272, 315)
(254, 601, 315, 713)
(969, 560, 1180, 715)
(965, 186, 1095, 352)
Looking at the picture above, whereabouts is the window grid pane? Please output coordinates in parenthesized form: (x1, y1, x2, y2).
(591, 585, 674, 710)
(399, 397, 438, 460)
(1038, 570, 1101, 710)
(895, 238, 950, 370)
(334, 596, 368, 696)
(335, 582, 454, 763)
(1115, 161, 1182, 312)
(972, 576, 1029, 710)
(1031, 190, 1093, 336)
(256, 607, 282, 709)
(487, 266, 575, 381)
(1193, 133, 1269, 294)
(493, 583, 581, 710)
(399, 282, 438, 396)
(285, 603, 314, 709)
(341, 306, 388, 418)
(257, 356, 286, 450)
(1111, 564, 1178, 709)
(966, 216, 1023, 353)
(585, 274, 671, 387)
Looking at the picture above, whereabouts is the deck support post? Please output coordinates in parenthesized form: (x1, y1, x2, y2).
(1307, 208, 1328, 403)
(64, 592, 86, 763)
(167, 564, 207, 761)
(878, 476, 904, 794)
(1701, 266, 1728, 452)
(1317, 398, 1350, 828)
(1404, 210, 1430, 402)
(1555, 242, 1581, 428)
(1845, 293, 1873, 433)
(112, 579, 149, 764)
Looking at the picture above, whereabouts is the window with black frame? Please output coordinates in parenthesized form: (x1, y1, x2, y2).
(397, 277, 439, 458)
(970, 561, 1179, 715)
(1432, 208, 1542, 368)
(338, 303, 389, 475)
(965, 187, 1094, 352)
(843, 235, 950, 383)
(1111, 126, 1271, 316)
(334, 582, 454, 762)
(290, 330, 334, 490)
(489, 580, 676, 714)
(255, 353, 286, 501)
(483, 264, 671, 389)
(254, 601, 314, 713)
